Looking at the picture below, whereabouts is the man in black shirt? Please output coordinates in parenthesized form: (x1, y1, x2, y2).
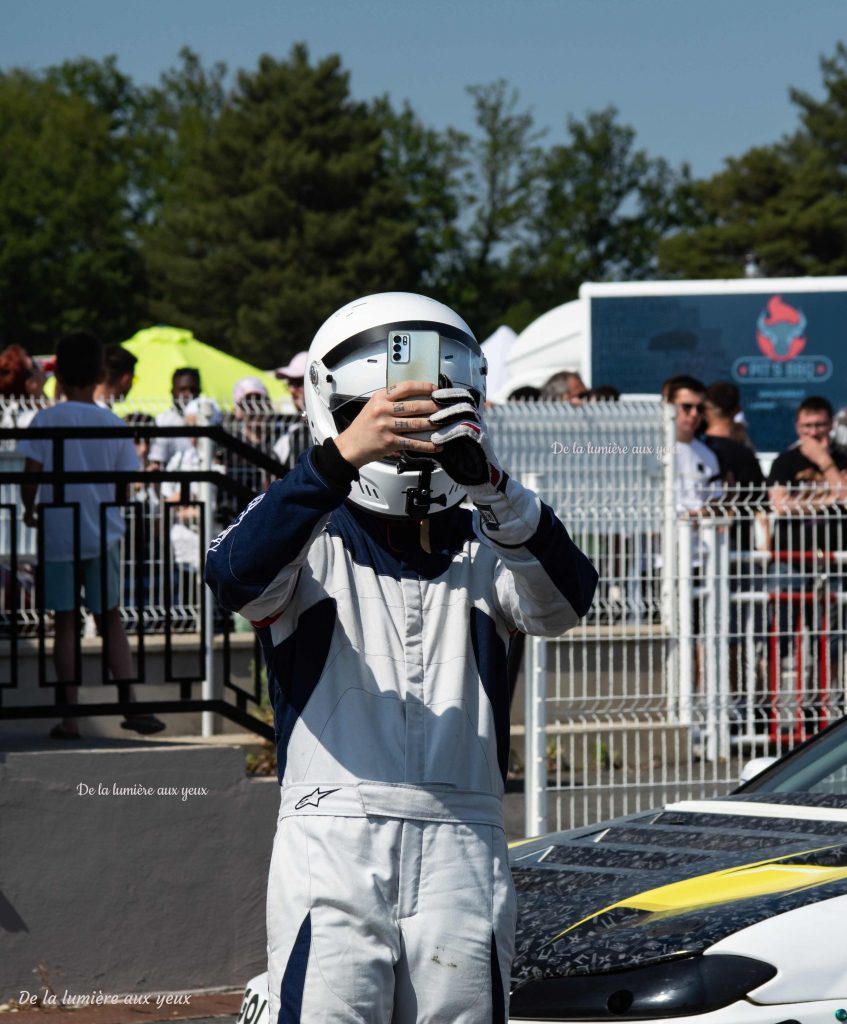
(766, 396, 847, 735)
(767, 396, 847, 549)
(703, 382, 766, 733)
(703, 382, 764, 490)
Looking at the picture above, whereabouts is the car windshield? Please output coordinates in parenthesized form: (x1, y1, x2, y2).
(742, 717, 847, 795)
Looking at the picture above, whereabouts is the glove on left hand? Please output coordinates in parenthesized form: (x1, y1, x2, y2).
(430, 384, 503, 488)
(431, 381, 543, 544)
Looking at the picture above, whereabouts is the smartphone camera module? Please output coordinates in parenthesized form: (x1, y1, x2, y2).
(391, 333, 409, 363)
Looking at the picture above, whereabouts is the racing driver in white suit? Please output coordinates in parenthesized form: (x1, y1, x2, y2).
(205, 293, 597, 1023)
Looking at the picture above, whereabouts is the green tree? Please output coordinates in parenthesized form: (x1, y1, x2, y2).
(376, 98, 466, 298)
(146, 45, 423, 366)
(42, 52, 227, 232)
(0, 70, 145, 351)
(45, 56, 143, 180)
(514, 107, 681, 316)
(140, 48, 227, 225)
(374, 82, 544, 337)
(447, 81, 544, 335)
(660, 43, 847, 278)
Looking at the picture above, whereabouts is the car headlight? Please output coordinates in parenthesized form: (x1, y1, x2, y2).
(509, 954, 776, 1020)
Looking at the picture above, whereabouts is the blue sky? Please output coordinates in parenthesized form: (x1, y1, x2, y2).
(4, 0, 846, 178)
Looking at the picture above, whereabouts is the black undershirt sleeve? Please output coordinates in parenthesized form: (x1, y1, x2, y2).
(311, 437, 360, 489)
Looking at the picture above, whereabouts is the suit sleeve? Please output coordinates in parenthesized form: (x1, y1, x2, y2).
(204, 445, 352, 623)
(467, 473, 598, 636)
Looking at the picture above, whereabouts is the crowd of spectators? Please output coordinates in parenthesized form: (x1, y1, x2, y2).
(6, 339, 847, 565)
(524, 366, 847, 517)
(0, 335, 307, 698)
(658, 373, 847, 518)
(5, 339, 847, 568)
(6, 336, 847, 538)
(4, 333, 847, 741)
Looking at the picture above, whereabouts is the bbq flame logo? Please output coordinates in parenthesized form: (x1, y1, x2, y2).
(756, 296, 807, 362)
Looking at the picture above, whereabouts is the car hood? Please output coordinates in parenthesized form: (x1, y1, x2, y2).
(511, 793, 847, 985)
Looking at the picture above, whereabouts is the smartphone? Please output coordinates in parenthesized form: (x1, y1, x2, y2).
(385, 330, 441, 444)
(385, 330, 441, 389)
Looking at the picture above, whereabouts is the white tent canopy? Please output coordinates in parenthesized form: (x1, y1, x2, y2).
(494, 299, 586, 402)
(480, 324, 517, 399)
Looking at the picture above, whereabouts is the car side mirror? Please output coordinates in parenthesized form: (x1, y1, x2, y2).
(739, 756, 778, 785)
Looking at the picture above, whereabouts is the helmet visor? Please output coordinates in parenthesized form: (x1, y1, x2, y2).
(316, 325, 485, 408)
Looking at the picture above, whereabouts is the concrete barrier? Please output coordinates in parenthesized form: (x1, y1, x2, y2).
(0, 743, 278, 1000)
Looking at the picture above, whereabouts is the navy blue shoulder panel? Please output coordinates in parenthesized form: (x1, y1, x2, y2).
(205, 447, 349, 611)
(524, 502, 598, 617)
(265, 596, 338, 781)
(325, 503, 475, 582)
(469, 607, 510, 784)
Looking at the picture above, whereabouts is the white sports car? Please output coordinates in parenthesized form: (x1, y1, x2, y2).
(236, 717, 847, 1023)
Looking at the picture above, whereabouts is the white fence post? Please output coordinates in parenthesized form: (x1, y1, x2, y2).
(524, 634, 548, 838)
(661, 402, 679, 721)
(700, 519, 732, 762)
(716, 523, 731, 760)
(677, 517, 694, 726)
(197, 405, 218, 737)
(701, 519, 719, 762)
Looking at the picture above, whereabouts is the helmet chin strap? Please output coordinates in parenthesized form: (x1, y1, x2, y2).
(396, 457, 448, 518)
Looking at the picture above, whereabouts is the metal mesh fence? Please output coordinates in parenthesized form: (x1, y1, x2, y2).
(489, 399, 667, 629)
(491, 401, 847, 836)
(489, 401, 687, 833)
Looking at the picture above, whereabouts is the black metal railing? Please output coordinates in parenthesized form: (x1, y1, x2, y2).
(0, 423, 288, 741)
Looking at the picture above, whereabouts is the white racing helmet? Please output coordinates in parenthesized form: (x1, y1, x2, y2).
(304, 292, 487, 518)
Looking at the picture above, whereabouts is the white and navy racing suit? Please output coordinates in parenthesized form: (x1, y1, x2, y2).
(205, 439, 597, 1023)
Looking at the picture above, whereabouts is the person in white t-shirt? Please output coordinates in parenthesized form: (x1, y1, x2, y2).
(667, 376, 722, 522)
(17, 331, 164, 739)
(665, 376, 723, 718)
(161, 399, 227, 572)
(147, 367, 201, 470)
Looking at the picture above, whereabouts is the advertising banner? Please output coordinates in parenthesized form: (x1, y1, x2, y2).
(589, 288, 847, 452)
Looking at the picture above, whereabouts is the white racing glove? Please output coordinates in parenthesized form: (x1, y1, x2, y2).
(431, 378, 542, 544)
(430, 383, 502, 488)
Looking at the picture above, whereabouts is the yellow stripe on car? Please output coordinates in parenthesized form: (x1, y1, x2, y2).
(509, 836, 543, 850)
(547, 845, 847, 943)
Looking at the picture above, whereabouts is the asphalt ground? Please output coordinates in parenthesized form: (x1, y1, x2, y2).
(0, 992, 243, 1024)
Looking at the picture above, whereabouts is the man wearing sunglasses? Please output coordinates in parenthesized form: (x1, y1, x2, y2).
(663, 376, 723, 743)
(540, 369, 588, 405)
(666, 376, 722, 516)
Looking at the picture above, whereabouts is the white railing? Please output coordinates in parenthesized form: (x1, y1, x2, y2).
(488, 402, 847, 837)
